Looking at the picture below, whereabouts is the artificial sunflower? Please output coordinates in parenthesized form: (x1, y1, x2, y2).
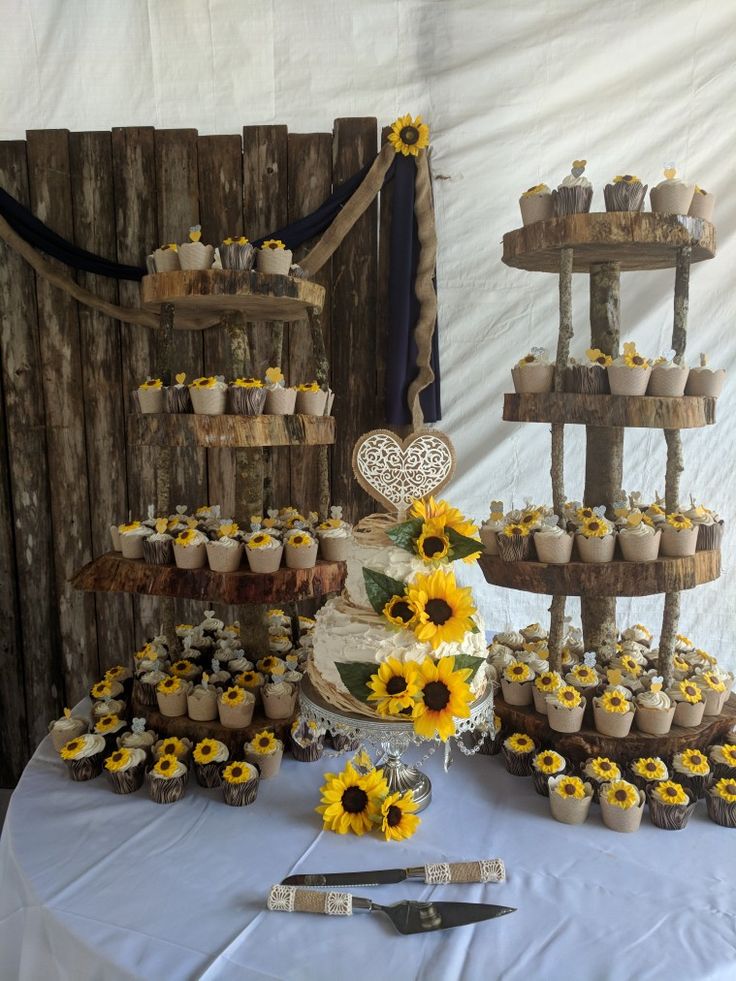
(139, 377, 162, 390)
(555, 685, 582, 708)
(105, 749, 133, 772)
(118, 521, 141, 534)
(622, 342, 649, 369)
(672, 655, 690, 674)
(678, 680, 703, 704)
(232, 377, 263, 388)
(170, 659, 194, 677)
(416, 522, 451, 562)
(261, 239, 285, 250)
(598, 690, 630, 714)
(287, 532, 313, 548)
(407, 569, 477, 649)
(152, 754, 179, 778)
(218, 522, 239, 538)
(502, 522, 530, 538)
(223, 236, 249, 245)
(190, 376, 218, 389)
(236, 671, 264, 689)
(570, 664, 598, 685)
(520, 507, 543, 529)
(250, 731, 279, 755)
(652, 781, 689, 805)
(248, 532, 277, 549)
(699, 671, 726, 692)
(617, 655, 642, 677)
(535, 671, 562, 693)
(412, 656, 473, 741)
(59, 738, 84, 760)
(576, 506, 595, 522)
(533, 750, 565, 775)
(90, 681, 112, 699)
(586, 348, 612, 368)
(159, 738, 188, 758)
(221, 686, 246, 705)
(157, 676, 183, 694)
(679, 749, 709, 775)
(409, 497, 478, 539)
(604, 780, 640, 810)
(257, 656, 284, 673)
(554, 776, 587, 800)
(713, 778, 736, 803)
(383, 594, 418, 628)
(95, 714, 121, 734)
(614, 174, 641, 184)
(718, 745, 736, 768)
(175, 528, 201, 547)
(134, 642, 157, 661)
(693, 647, 716, 666)
(588, 757, 620, 781)
(295, 381, 320, 392)
(666, 512, 693, 530)
(222, 762, 254, 784)
(580, 516, 610, 539)
(381, 791, 420, 841)
(317, 763, 389, 835)
(387, 113, 430, 157)
(193, 739, 221, 764)
(504, 733, 535, 754)
(367, 658, 421, 716)
(105, 665, 127, 681)
(632, 757, 667, 780)
(504, 661, 532, 683)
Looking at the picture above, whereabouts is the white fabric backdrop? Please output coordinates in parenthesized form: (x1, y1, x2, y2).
(0, 0, 734, 664)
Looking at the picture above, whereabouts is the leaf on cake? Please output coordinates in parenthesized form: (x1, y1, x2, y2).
(446, 527, 483, 562)
(335, 662, 376, 703)
(362, 568, 407, 615)
(385, 517, 423, 552)
(451, 653, 484, 679)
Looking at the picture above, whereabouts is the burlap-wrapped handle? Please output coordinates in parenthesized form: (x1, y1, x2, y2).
(424, 859, 506, 884)
(267, 885, 353, 916)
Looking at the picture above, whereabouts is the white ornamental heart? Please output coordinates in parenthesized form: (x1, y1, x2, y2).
(352, 429, 456, 515)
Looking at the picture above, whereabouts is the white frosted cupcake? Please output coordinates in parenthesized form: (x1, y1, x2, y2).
(618, 519, 661, 562)
(650, 165, 694, 215)
(648, 356, 689, 397)
(635, 687, 675, 734)
(534, 523, 573, 564)
(118, 520, 152, 560)
(518, 183, 553, 225)
(512, 348, 554, 394)
(552, 160, 593, 215)
(48, 709, 88, 753)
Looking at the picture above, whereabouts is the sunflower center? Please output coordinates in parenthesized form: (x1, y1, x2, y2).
(386, 804, 403, 827)
(391, 600, 415, 623)
(342, 786, 368, 814)
(201, 746, 211, 755)
(386, 676, 408, 695)
(399, 125, 419, 145)
(633, 355, 644, 365)
(646, 763, 656, 772)
(231, 767, 242, 778)
(615, 789, 628, 801)
(425, 598, 453, 625)
(423, 680, 451, 712)
(422, 536, 446, 557)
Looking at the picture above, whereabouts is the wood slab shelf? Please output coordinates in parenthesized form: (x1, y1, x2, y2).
(495, 694, 736, 768)
(128, 413, 336, 448)
(502, 213, 716, 272)
(140, 269, 325, 328)
(72, 552, 346, 605)
(503, 392, 717, 429)
(479, 550, 720, 597)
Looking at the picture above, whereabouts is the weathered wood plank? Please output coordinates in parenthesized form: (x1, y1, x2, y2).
(376, 125, 393, 428)
(503, 392, 716, 429)
(331, 118, 379, 522)
(288, 132, 332, 515)
(70, 130, 135, 671)
(26, 129, 99, 704)
(129, 413, 335, 448)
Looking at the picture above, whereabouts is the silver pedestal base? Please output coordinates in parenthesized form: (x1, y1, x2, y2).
(378, 746, 432, 811)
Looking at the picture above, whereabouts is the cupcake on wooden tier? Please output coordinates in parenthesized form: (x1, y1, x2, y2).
(189, 375, 227, 415)
(178, 225, 214, 270)
(151, 242, 180, 272)
(650, 164, 694, 216)
(147, 754, 189, 804)
(193, 737, 229, 787)
(221, 761, 260, 806)
(257, 239, 293, 276)
(220, 235, 255, 271)
(618, 511, 661, 562)
(694, 668, 730, 716)
(118, 520, 152, 560)
(534, 519, 574, 564)
(185, 675, 218, 722)
(166, 372, 193, 413)
(262, 680, 298, 720)
(531, 750, 568, 796)
(497, 519, 532, 562)
(93, 714, 128, 754)
(706, 778, 736, 828)
(173, 526, 208, 569)
(565, 656, 600, 702)
(156, 676, 190, 717)
(501, 732, 537, 776)
(518, 183, 553, 225)
(683, 499, 724, 552)
(263, 366, 297, 415)
(532, 670, 563, 714)
(48, 708, 88, 753)
(688, 184, 715, 221)
(295, 381, 332, 416)
(218, 685, 256, 728)
(59, 733, 107, 781)
(105, 747, 147, 794)
(501, 661, 534, 706)
(564, 348, 612, 394)
(230, 376, 266, 415)
(648, 354, 689, 397)
(603, 173, 648, 212)
(152, 736, 192, 766)
(628, 756, 669, 792)
(634, 680, 675, 734)
(668, 678, 705, 728)
(672, 748, 711, 799)
(708, 743, 736, 781)
(576, 511, 616, 563)
(245, 531, 283, 573)
(143, 517, 175, 566)
(136, 377, 164, 414)
(317, 507, 352, 561)
(206, 522, 244, 573)
(685, 353, 726, 397)
(660, 511, 698, 557)
(548, 775, 594, 825)
(547, 685, 585, 733)
(511, 348, 554, 394)
(552, 160, 593, 216)
(583, 756, 621, 800)
(118, 717, 158, 763)
(599, 780, 645, 833)
(244, 730, 284, 779)
(648, 780, 696, 830)
(607, 342, 651, 396)
(593, 686, 635, 737)
(284, 529, 318, 569)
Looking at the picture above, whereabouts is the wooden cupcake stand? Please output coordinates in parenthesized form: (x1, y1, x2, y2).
(72, 271, 347, 752)
(481, 212, 735, 765)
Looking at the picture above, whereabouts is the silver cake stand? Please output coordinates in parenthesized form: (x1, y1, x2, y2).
(299, 677, 495, 812)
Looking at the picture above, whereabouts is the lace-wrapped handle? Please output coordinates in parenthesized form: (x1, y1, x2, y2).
(267, 885, 353, 916)
(424, 859, 506, 884)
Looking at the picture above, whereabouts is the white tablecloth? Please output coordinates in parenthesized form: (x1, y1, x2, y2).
(2, 728, 736, 981)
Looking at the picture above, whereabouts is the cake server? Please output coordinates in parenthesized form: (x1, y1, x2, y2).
(281, 858, 505, 888)
(267, 885, 515, 935)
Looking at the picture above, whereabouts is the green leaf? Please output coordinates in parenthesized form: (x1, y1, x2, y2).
(451, 653, 485, 680)
(447, 527, 483, 562)
(362, 567, 407, 616)
(335, 662, 376, 704)
(385, 518, 423, 553)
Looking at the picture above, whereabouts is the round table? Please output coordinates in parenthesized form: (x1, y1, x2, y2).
(2, 728, 736, 981)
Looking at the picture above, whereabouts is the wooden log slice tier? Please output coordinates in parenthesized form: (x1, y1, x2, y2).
(131, 694, 294, 758)
(479, 550, 720, 597)
(503, 392, 717, 429)
(140, 270, 326, 328)
(72, 552, 346, 605)
(502, 213, 716, 272)
(129, 412, 336, 448)
(495, 693, 736, 768)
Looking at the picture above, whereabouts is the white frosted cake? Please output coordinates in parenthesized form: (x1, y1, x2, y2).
(308, 507, 490, 719)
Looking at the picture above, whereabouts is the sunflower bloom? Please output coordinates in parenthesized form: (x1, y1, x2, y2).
(653, 781, 689, 806)
(317, 764, 389, 835)
(388, 114, 430, 157)
(381, 791, 420, 841)
(604, 780, 640, 809)
(412, 656, 473, 741)
(383, 594, 418, 629)
(367, 658, 421, 716)
(407, 569, 477, 649)
(409, 497, 478, 538)
(416, 522, 450, 563)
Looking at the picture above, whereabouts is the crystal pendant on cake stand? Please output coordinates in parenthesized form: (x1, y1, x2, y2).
(299, 676, 495, 812)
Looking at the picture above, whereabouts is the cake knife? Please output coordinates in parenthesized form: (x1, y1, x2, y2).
(282, 858, 505, 888)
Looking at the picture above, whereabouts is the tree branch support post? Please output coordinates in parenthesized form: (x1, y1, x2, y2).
(307, 306, 331, 519)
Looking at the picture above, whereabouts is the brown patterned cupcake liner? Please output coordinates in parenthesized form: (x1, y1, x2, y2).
(647, 786, 696, 830)
(166, 386, 193, 413)
(195, 760, 226, 788)
(147, 770, 188, 804)
(107, 763, 146, 795)
(705, 791, 736, 828)
(142, 537, 174, 565)
(222, 771, 260, 806)
(66, 754, 104, 782)
(696, 521, 724, 552)
(230, 387, 267, 415)
(501, 746, 535, 777)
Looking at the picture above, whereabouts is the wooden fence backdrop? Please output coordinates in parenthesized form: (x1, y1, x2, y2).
(0, 118, 394, 785)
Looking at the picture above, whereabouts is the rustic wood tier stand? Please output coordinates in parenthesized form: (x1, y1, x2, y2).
(488, 212, 728, 755)
(72, 270, 347, 744)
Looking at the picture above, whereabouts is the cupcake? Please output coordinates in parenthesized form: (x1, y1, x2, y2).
(221, 761, 260, 806)
(532, 670, 563, 714)
(189, 376, 227, 415)
(564, 350, 611, 394)
(685, 353, 725, 397)
(621, 623, 653, 648)
(134, 668, 168, 708)
(104, 664, 134, 699)
(649, 165, 694, 215)
(257, 239, 292, 276)
(257, 655, 287, 676)
(244, 730, 284, 779)
(207, 657, 234, 691)
(59, 733, 107, 781)
(289, 718, 325, 762)
(93, 713, 129, 754)
(688, 184, 715, 221)
(153, 736, 192, 765)
(500, 660, 534, 706)
(533, 522, 574, 564)
(118, 520, 152, 560)
(166, 373, 193, 413)
(170, 658, 202, 683)
(518, 183, 553, 225)
(147, 754, 189, 804)
(173, 527, 208, 569)
(105, 747, 147, 794)
(90, 678, 124, 703)
(683, 501, 724, 552)
(245, 532, 283, 573)
(480, 502, 505, 556)
(547, 686, 585, 733)
(672, 748, 711, 799)
(220, 236, 255, 271)
(178, 225, 214, 270)
(552, 160, 593, 216)
(187, 677, 218, 721)
(218, 686, 256, 728)
(118, 718, 158, 762)
(668, 679, 705, 727)
(497, 521, 532, 562)
(493, 630, 526, 652)
(607, 342, 651, 396)
(705, 778, 736, 828)
(234, 671, 264, 706)
(708, 743, 736, 781)
(660, 512, 698, 557)
(511, 348, 554, 394)
(230, 377, 266, 415)
(628, 756, 669, 792)
(618, 515, 661, 562)
(599, 780, 645, 833)
(462, 713, 503, 756)
(548, 775, 594, 824)
(593, 688, 634, 737)
(91, 697, 126, 723)
(295, 381, 331, 416)
(635, 686, 675, 734)
(316, 507, 352, 561)
(648, 780, 696, 830)
(565, 661, 600, 701)
(648, 355, 689, 397)
(152, 242, 180, 272)
(284, 530, 318, 570)
(156, 676, 190, 717)
(142, 518, 175, 565)
(136, 377, 164, 414)
(583, 756, 621, 799)
(603, 174, 647, 212)
(501, 732, 537, 776)
(531, 749, 567, 796)
(575, 514, 616, 563)
(262, 680, 298, 720)
(48, 708, 88, 752)
(193, 738, 229, 787)
(693, 669, 730, 716)
(206, 529, 244, 573)
(263, 366, 297, 414)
